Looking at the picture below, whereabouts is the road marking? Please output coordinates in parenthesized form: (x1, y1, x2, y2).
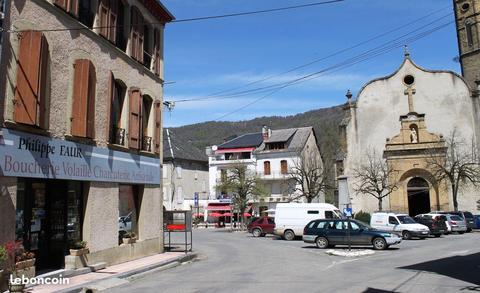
(450, 250, 470, 255)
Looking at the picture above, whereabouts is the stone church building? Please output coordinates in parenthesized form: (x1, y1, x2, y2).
(336, 0, 480, 216)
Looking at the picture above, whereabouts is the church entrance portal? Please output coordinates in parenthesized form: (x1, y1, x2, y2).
(407, 177, 430, 216)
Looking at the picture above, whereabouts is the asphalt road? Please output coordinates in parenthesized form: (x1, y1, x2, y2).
(106, 229, 480, 293)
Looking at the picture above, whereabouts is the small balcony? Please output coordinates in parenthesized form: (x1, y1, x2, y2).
(112, 127, 126, 145)
(257, 171, 291, 180)
(142, 135, 152, 152)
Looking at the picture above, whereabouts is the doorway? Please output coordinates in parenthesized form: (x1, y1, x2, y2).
(16, 179, 83, 272)
(407, 177, 430, 216)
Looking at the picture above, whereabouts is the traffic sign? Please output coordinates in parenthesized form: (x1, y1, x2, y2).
(343, 207, 353, 217)
(194, 192, 199, 208)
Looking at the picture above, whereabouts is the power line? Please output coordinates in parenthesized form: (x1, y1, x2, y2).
(171, 12, 454, 104)
(210, 20, 454, 122)
(0, 0, 345, 34)
(171, 0, 344, 23)
(173, 5, 452, 101)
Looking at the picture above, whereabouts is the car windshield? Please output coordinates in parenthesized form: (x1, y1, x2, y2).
(397, 215, 416, 224)
(450, 215, 463, 221)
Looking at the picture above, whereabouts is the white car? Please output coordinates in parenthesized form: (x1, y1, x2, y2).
(370, 212, 430, 240)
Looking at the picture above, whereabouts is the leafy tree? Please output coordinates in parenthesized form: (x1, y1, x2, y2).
(215, 163, 268, 228)
(426, 129, 480, 211)
(352, 149, 399, 211)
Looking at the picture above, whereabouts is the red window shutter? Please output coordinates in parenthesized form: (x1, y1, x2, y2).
(264, 161, 271, 175)
(129, 89, 142, 149)
(71, 59, 90, 137)
(130, 8, 144, 62)
(14, 31, 43, 126)
(107, 72, 115, 143)
(99, 0, 109, 39)
(54, 0, 68, 10)
(154, 101, 161, 154)
(281, 160, 288, 174)
(86, 61, 96, 138)
(69, 0, 79, 17)
(109, 0, 118, 43)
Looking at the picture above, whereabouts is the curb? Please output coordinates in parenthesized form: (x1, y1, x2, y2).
(56, 253, 197, 293)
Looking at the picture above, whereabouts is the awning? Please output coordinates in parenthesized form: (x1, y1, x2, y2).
(206, 204, 231, 211)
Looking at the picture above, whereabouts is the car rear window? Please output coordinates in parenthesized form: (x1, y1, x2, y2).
(450, 215, 463, 221)
(464, 212, 473, 219)
(308, 221, 316, 229)
(317, 221, 328, 229)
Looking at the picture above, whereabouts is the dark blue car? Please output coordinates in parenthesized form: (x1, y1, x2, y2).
(474, 215, 480, 229)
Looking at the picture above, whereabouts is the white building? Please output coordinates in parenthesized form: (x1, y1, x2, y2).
(163, 129, 209, 213)
(207, 126, 323, 215)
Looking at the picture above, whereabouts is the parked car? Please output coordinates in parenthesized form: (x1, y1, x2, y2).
(448, 211, 475, 232)
(413, 214, 447, 237)
(426, 212, 452, 233)
(444, 214, 467, 234)
(474, 215, 480, 229)
(273, 203, 342, 240)
(247, 217, 275, 237)
(370, 212, 430, 240)
(429, 211, 474, 232)
(303, 219, 402, 250)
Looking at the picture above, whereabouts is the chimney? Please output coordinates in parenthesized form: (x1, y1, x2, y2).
(262, 125, 270, 141)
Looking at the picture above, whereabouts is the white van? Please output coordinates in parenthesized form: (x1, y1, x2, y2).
(273, 203, 342, 240)
(370, 212, 430, 240)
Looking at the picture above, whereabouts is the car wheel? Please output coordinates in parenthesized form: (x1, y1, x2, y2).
(466, 228, 472, 233)
(372, 237, 387, 250)
(402, 231, 411, 240)
(434, 234, 441, 238)
(315, 237, 329, 249)
(284, 230, 295, 241)
(252, 228, 262, 237)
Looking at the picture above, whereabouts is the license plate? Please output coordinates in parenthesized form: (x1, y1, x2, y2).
(422, 231, 428, 234)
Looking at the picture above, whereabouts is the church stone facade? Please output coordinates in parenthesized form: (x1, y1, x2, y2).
(337, 53, 479, 215)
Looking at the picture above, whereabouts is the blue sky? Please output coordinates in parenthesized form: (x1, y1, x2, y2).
(161, 0, 459, 127)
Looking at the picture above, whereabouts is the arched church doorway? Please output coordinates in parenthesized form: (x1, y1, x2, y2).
(407, 177, 430, 216)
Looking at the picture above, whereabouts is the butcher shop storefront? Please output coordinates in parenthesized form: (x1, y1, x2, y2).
(0, 129, 162, 273)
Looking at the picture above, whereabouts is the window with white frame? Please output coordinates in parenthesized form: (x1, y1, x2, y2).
(176, 186, 183, 204)
(176, 166, 182, 179)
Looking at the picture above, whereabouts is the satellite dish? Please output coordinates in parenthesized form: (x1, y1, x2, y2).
(212, 145, 218, 151)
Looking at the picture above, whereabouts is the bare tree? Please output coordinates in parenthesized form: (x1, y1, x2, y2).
(289, 153, 329, 203)
(352, 149, 399, 211)
(426, 130, 480, 211)
(215, 163, 268, 228)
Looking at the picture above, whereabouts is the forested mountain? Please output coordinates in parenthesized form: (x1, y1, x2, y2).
(167, 105, 345, 161)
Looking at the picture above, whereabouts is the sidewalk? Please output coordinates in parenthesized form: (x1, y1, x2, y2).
(29, 252, 195, 293)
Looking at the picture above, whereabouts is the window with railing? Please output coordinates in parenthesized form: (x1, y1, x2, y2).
(109, 75, 126, 145)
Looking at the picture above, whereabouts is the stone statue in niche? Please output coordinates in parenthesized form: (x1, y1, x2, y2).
(410, 127, 418, 143)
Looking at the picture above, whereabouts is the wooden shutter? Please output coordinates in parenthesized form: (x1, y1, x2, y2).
(99, 0, 109, 38)
(129, 89, 142, 149)
(154, 101, 161, 154)
(109, 0, 118, 43)
(107, 72, 115, 143)
(86, 62, 96, 138)
(130, 8, 144, 63)
(69, 0, 79, 17)
(281, 160, 288, 174)
(264, 161, 271, 175)
(153, 29, 161, 76)
(14, 31, 45, 126)
(71, 59, 95, 137)
(54, 0, 68, 10)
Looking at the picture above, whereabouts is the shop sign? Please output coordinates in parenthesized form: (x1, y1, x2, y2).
(0, 128, 160, 184)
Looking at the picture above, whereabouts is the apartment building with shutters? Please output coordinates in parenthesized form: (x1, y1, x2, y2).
(0, 0, 173, 272)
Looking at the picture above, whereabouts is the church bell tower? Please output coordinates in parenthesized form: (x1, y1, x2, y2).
(453, 0, 480, 94)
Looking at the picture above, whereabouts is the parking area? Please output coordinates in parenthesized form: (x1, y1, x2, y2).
(107, 228, 480, 293)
